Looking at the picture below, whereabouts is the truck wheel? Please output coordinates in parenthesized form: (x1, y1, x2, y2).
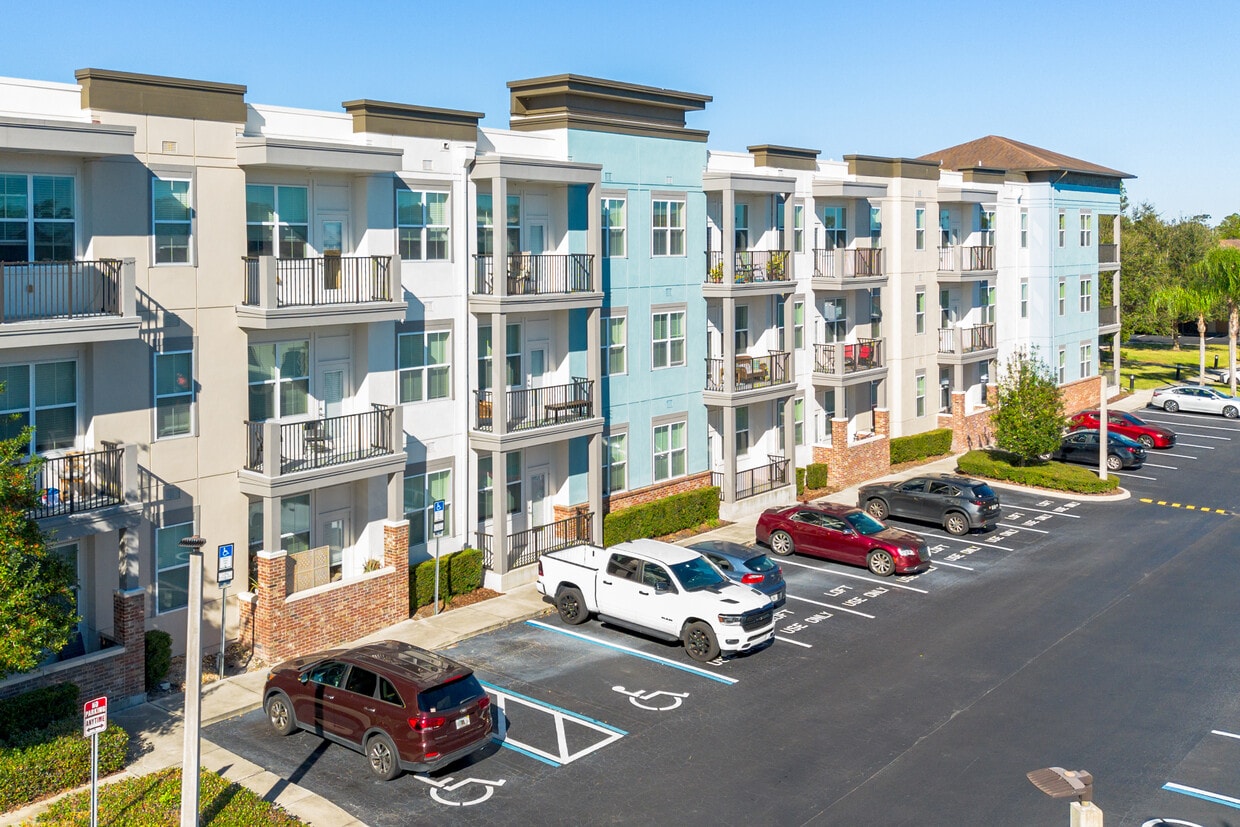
(682, 621, 720, 663)
(556, 587, 589, 625)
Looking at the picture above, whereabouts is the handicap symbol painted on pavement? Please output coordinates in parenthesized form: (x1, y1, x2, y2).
(413, 773, 506, 807)
(612, 686, 690, 711)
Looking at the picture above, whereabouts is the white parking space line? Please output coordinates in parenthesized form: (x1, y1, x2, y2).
(1141, 416, 1236, 436)
(1000, 504, 1081, 518)
(1175, 442, 1216, 449)
(997, 522, 1050, 534)
(1162, 781, 1240, 810)
(1142, 462, 1178, 469)
(526, 620, 737, 684)
(777, 560, 931, 593)
(919, 532, 1016, 551)
(1115, 471, 1159, 480)
(787, 593, 875, 618)
(1162, 452, 1199, 459)
(1211, 729, 1240, 741)
(929, 558, 974, 571)
(775, 635, 813, 648)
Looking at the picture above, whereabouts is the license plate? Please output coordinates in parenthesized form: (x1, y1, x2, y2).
(455, 715, 470, 730)
(774, 590, 784, 603)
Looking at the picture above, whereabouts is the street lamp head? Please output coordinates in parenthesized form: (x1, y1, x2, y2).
(1027, 767, 1093, 804)
(178, 534, 207, 552)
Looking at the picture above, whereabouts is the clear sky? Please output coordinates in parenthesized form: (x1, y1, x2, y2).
(4, 0, 1236, 223)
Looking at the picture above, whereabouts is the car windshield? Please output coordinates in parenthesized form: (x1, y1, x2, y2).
(671, 557, 728, 591)
(1120, 413, 1147, 426)
(743, 555, 778, 574)
(418, 674, 484, 713)
(1109, 432, 1142, 447)
(845, 511, 886, 536)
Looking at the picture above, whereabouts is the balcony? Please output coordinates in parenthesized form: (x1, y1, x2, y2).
(711, 455, 791, 501)
(705, 352, 792, 395)
(1099, 304, 1120, 333)
(703, 250, 795, 297)
(239, 406, 405, 496)
(470, 254, 600, 312)
(937, 246, 996, 281)
(477, 511, 594, 571)
(938, 324, 997, 362)
(0, 259, 139, 348)
(812, 338, 886, 386)
(26, 445, 127, 521)
(236, 255, 406, 330)
(811, 248, 885, 290)
(474, 379, 596, 434)
(1099, 244, 1120, 270)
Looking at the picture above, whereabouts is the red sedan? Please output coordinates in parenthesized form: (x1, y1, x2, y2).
(756, 501, 930, 577)
(1068, 410, 1176, 449)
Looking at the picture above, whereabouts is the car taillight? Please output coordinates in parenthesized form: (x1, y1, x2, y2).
(409, 713, 447, 732)
(741, 573, 763, 584)
(538, 560, 543, 576)
(477, 695, 491, 710)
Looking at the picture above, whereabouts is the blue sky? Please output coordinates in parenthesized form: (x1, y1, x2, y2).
(4, 0, 1236, 223)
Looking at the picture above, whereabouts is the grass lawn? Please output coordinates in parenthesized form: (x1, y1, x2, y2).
(30, 767, 303, 826)
(1117, 341, 1240, 389)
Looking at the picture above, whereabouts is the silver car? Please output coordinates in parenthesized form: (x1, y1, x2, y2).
(1149, 385, 1240, 418)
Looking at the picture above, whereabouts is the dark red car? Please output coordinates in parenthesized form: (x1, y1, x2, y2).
(755, 502, 930, 576)
(1068, 409, 1176, 449)
(263, 640, 492, 780)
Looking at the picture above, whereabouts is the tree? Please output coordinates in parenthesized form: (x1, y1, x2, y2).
(1194, 246, 1240, 396)
(1217, 213, 1240, 240)
(1149, 280, 1219, 385)
(0, 426, 77, 679)
(1121, 205, 1215, 342)
(992, 349, 1065, 466)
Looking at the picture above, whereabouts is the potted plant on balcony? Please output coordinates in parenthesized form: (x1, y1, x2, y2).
(707, 261, 724, 283)
(767, 251, 788, 280)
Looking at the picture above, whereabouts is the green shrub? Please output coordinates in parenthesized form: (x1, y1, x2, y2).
(805, 463, 829, 490)
(957, 450, 1120, 493)
(449, 547, 484, 595)
(0, 719, 128, 811)
(796, 467, 806, 497)
(603, 487, 720, 547)
(410, 558, 449, 612)
(144, 629, 172, 691)
(0, 682, 77, 744)
(890, 428, 953, 465)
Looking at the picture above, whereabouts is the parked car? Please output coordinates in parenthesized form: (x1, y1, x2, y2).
(263, 640, 493, 781)
(686, 540, 786, 607)
(1208, 367, 1240, 385)
(857, 473, 1001, 536)
(755, 502, 930, 577)
(1149, 385, 1240, 418)
(1053, 428, 1146, 470)
(1068, 409, 1176, 448)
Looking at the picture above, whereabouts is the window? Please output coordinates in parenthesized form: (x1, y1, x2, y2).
(916, 372, 926, 417)
(652, 199, 685, 256)
(915, 207, 926, 251)
(869, 206, 882, 244)
(247, 341, 309, 421)
(1058, 279, 1067, 316)
(1079, 277, 1093, 313)
(734, 203, 749, 251)
(653, 420, 687, 481)
(980, 281, 995, 324)
(1020, 209, 1029, 249)
(1057, 347, 1066, 384)
(397, 190, 449, 260)
(246, 185, 308, 258)
(1058, 211, 1066, 247)
(939, 290, 951, 328)
(477, 453, 521, 520)
(280, 493, 312, 571)
(794, 204, 804, 253)
(0, 174, 74, 262)
(735, 406, 750, 455)
(822, 297, 846, 342)
(478, 323, 522, 390)
(1080, 212, 1093, 247)
(652, 310, 686, 368)
(821, 206, 846, 249)
(1020, 280, 1029, 318)
(1080, 343, 1093, 378)
(940, 210, 953, 248)
(734, 304, 749, 353)
(0, 361, 76, 452)
(602, 314, 627, 375)
(939, 367, 951, 412)
(156, 522, 193, 614)
(793, 300, 805, 350)
(980, 209, 995, 246)
(605, 432, 627, 495)
(778, 398, 805, 447)
(155, 351, 193, 438)
(152, 178, 191, 264)
(404, 468, 451, 548)
(603, 197, 626, 257)
(476, 193, 520, 256)
(915, 288, 926, 334)
(398, 330, 451, 402)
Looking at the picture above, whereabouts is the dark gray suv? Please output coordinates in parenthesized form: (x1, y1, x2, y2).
(857, 473, 1000, 535)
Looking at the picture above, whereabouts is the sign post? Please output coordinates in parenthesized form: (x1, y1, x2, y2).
(432, 500, 446, 615)
(217, 544, 234, 678)
(83, 696, 107, 827)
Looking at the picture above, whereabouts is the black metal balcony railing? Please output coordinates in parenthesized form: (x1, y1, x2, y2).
(938, 324, 996, 355)
(1099, 305, 1119, 327)
(26, 446, 124, 520)
(472, 254, 593, 295)
(1099, 244, 1119, 265)
(1, 260, 123, 323)
(474, 378, 594, 432)
(813, 338, 884, 375)
(705, 352, 790, 392)
(711, 455, 790, 501)
(476, 511, 594, 570)
(245, 406, 396, 475)
(243, 256, 393, 307)
(705, 250, 792, 284)
(812, 248, 883, 280)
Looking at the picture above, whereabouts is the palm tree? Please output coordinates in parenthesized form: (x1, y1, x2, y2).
(1193, 247, 1240, 396)
(1148, 283, 1219, 385)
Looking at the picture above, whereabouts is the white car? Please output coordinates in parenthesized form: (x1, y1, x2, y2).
(1149, 384, 1240, 418)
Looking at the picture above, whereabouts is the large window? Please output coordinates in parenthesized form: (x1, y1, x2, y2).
(397, 190, 449, 260)
(940, 210, 953, 248)
(0, 174, 74, 262)
(821, 206, 846, 249)
(152, 178, 191, 264)
(653, 420, 687, 481)
(734, 203, 749, 251)
(1080, 343, 1093, 378)
(605, 432, 627, 495)
(1080, 213, 1093, 247)
(734, 304, 749, 353)
(915, 207, 926, 251)
(478, 453, 521, 520)
(735, 406, 750, 455)
(246, 185, 308, 258)
(476, 193, 521, 256)
(603, 314, 626, 375)
(1079, 277, 1093, 313)
(478, 323, 522, 390)
(603, 197, 626, 257)
(652, 199, 685, 257)
(1020, 209, 1029, 249)
(793, 300, 805, 350)
(794, 204, 804, 253)
(822, 297, 846, 343)
(155, 351, 193, 438)
(777, 398, 805, 447)
(916, 372, 926, 418)
(247, 341, 309, 421)
(980, 280, 995, 324)
(398, 330, 451, 402)
(869, 206, 882, 244)
(915, 288, 926, 334)
(980, 209, 995, 246)
(280, 494, 312, 569)
(156, 521, 194, 614)
(405, 468, 452, 548)
(0, 361, 76, 452)
(652, 310, 686, 369)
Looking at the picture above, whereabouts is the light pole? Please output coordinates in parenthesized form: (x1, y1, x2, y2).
(178, 533, 206, 827)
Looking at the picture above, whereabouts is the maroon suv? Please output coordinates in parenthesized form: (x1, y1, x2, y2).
(263, 640, 493, 780)
(756, 501, 930, 576)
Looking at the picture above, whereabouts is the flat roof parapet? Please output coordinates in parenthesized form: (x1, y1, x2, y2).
(342, 99, 483, 142)
(507, 74, 711, 142)
(75, 68, 246, 122)
(747, 145, 821, 171)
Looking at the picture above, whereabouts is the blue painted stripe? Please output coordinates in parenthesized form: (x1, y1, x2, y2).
(491, 736, 560, 767)
(525, 620, 737, 685)
(478, 680, 627, 735)
(1163, 782, 1240, 810)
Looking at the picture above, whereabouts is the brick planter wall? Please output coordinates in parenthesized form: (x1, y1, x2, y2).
(239, 521, 411, 665)
(937, 390, 996, 452)
(605, 471, 712, 514)
(1060, 375, 1104, 414)
(825, 411, 892, 489)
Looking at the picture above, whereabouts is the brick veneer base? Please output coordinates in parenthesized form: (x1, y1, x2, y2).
(1060, 375, 1105, 414)
(938, 389, 997, 453)
(604, 471, 712, 514)
(825, 410, 892, 489)
(239, 522, 411, 665)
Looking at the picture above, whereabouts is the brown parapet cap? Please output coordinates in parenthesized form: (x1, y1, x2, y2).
(75, 68, 246, 122)
(747, 144, 821, 171)
(342, 99, 483, 142)
(845, 154, 941, 181)
(507, 74, 710, 139)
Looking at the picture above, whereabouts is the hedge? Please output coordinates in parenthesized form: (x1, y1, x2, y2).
(449, 547, 484, 595)
(409, 547, 485, 612)
(603, 486, 720, 547)
(890, 428, 953, 465)
(145, 629, 172, 691)
(804, 463, 829, 490)
(795, 467, 806, 497)
(957, 450, 1120, 494)
(0, 718, 129, 811)
(0, 682, 77, 744)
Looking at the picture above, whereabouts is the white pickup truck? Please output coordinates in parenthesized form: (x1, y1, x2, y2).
(536, 539, 776, 662)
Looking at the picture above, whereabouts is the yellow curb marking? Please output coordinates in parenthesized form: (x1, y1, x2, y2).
(1140, 497, 1228, 516)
